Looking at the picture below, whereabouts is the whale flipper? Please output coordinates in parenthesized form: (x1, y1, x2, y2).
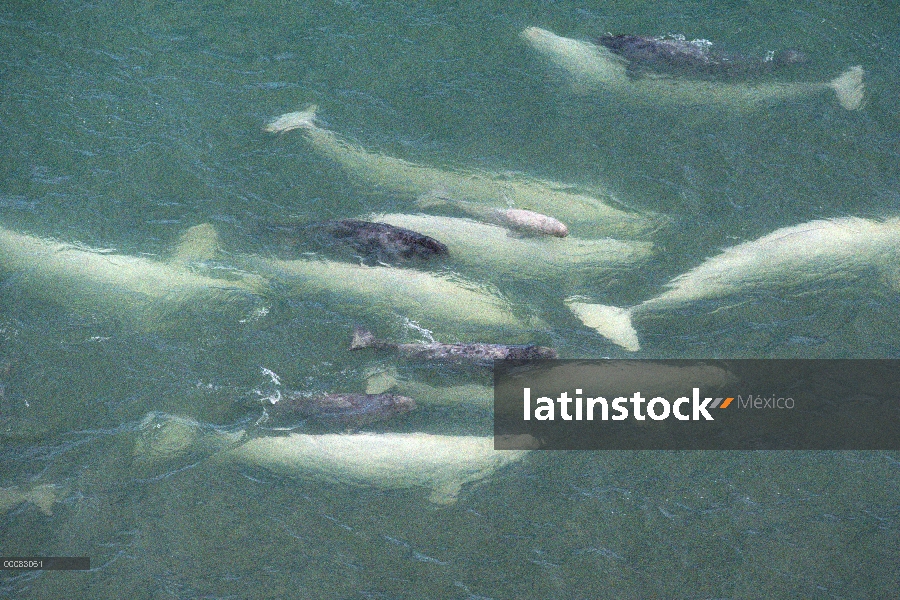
(566, 300, 640, 351)
(429, 481, 463, 505)
(365, 365, 400, 395)
(170, 223, 222, 263)
(415, 188, 455, 209)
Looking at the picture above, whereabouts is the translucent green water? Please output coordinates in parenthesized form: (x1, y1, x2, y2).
(1, 1, 898, 597)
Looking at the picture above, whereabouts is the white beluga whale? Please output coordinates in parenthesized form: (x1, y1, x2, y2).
(234, 251, 542, 337)
(135, 412, 529, 505)
(220, 432, 527, 505)
(27, 218, 529, 337)
(568, 217, 900, 351)
(265, 106, 656, 236)
(0, 223, 267, 329)
(21, 218, 537, 338)
(369, 212, 653, 281)
(521, 27, 865, 111)
(416, 195, 570, 237)
(482, 207, 569, 238)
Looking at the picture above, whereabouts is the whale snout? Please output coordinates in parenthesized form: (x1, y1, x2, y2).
(520, 27, 551, 43)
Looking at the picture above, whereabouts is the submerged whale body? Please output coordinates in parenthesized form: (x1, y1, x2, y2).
(266, 391, 416, 429)
(370, 213, 653, 281)
(265, 105, 656, 237)
(351, 326, 558, 366)
(135, 413, 529, 505)
(223, 432, 528, 504)
(0, 223, 266, 330)
(598, 34, 807, 79)
(235, 251, 538, 336)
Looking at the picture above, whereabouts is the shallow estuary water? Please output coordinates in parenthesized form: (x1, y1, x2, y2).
(1, 1, 898, 597)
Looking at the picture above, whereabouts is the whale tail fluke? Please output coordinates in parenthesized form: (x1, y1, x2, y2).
(27, 484, 65, 516)
(1, 484, 66, 516)
(265, 104, 319, 133)
(829, 66, 865, 111)
(566, 299, 640, 351)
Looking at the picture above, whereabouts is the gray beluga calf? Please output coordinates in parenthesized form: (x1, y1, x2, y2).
(273, 219, 448, 263)
(264, 106, 655, 236)
(567, 217, 900, 351)
(316, 218, 448, 260)
(263, 391, 416, 430)
(0, 223, 267, 329)
(370, 212, 653, 280)
(597, 34, 807, 79)
(135, 412, 529, 505)
(522, 27, 865, 111)
(351, 326, 557, 366)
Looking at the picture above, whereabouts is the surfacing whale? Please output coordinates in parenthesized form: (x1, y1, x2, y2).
(597, 34, 807, 80)
(522, 27, 865, 111)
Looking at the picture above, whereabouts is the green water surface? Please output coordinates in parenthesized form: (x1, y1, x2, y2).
(1, 1, 898, 597)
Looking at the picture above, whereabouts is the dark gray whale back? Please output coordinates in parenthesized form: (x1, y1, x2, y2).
(269, 219, 448, 264)
(350, 326, 558, 367)
(597, 34, 807, 79)
(319, 219, 448, 261)
(395, 342, 558, 365)
(268, 392, 416, 429)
